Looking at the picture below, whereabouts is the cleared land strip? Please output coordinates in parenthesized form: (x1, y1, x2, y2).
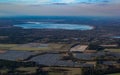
(0, 43, 72, 51)
(70, 45, 88, 52)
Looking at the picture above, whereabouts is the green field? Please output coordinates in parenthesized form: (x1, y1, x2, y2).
(16, 67, 38, 74)
(105, 49, 120, 52)
(0, 43, 71, 51)
(0, 69, 9, 74)
(0, 44, 18, 50)
(10, 46, 51, 51)
(0, 67, 38, 75)
(43, 67, 82, 75)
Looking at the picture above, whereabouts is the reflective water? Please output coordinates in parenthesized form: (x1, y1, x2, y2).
(14, 22, 93, 30)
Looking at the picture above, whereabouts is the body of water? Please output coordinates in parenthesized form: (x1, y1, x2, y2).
(14, 22, 93, 30)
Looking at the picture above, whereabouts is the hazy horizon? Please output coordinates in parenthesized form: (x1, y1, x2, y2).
(0, 0, 120, 17)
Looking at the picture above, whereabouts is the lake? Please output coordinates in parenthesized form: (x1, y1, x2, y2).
(14, 22, 93, 30)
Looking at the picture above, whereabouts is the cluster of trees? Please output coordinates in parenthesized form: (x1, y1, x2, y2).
(82, 65, 120, 75)
(88, 44, 104, 51)
(0, 59, 37, 75)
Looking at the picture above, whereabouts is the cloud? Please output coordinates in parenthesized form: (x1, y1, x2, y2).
(0, 0, 120, 4)
(0, 0, 120, 17)
(59, 0, 76, 3)
(0, 3, 120, 17)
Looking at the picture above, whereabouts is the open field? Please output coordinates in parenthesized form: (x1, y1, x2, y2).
(0, 69, 9, 74)
(0, 44, 18, 50)
(10, 46, 51, 51)
(105, 49, 120, 52)
(43, 67, 82, 75)
(0, 43, 71, 51)
(70, 45, 88, 52)
(0, 67, 38, 74)
(16, 67, 38, 74)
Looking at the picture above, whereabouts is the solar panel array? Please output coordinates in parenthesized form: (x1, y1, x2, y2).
(0, 50, 119, 67)
(0, 50, 35, 61)
(30, 53, 93, 67)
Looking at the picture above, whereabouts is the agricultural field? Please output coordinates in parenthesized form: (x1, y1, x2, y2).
(0, 69, 9, 74)
(104, 49, 120, 52)
(0, 43, 71, 51)
(43, 67, 82, 75)
(16, 67, 38, 74)
(0, 67, 38, 75)
(70, 45, 88, 52)
(0, 44, 17, 50)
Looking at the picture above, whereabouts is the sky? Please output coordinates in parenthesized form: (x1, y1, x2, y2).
(0, 0, 120, 17)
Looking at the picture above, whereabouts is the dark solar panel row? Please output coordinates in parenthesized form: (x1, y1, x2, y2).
(0, 50, 35, 61)
(0, 50, 119, 67)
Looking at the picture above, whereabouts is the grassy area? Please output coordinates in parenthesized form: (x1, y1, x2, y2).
(49, 43, 71, 51)
(0, 67, 38, 74)
(0, 43, 71, 51)
(106, 73, 120, 75)
(10, 47, 51, 51)
(0, 69, 9, 74)
(43, 67, 82, 75)
(105, 49, 120, 52)
(16, 67, 38, 74)
(49, 43, 66, 49)
(0, 44, 18, 50)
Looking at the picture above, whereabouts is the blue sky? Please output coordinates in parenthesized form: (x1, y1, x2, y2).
(0, 0, 120, 17)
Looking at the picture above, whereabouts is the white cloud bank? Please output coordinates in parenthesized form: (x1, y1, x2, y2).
(0, 0, 120, 17)
(0, 0, 120, 4)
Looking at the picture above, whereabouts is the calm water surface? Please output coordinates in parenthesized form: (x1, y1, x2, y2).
(14, 22, 93, 30)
